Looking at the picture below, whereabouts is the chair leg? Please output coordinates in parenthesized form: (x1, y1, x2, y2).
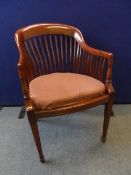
(28, 114, 45, 163)
(111, 109, 114, 117)
(101, 99, 113, 143)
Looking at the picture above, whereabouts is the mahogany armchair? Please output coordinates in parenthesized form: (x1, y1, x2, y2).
(15, 23, 115, 163)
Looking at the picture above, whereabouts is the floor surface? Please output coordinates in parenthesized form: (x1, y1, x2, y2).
(0, 105, 131, 175)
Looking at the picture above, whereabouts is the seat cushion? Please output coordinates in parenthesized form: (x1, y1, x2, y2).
(29, 73, 105, 110)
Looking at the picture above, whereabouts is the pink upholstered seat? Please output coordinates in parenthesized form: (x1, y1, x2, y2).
(29, 73, 105, 110)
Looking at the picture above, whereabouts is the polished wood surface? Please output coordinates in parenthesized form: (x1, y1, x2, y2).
(15, 23, 115, 163)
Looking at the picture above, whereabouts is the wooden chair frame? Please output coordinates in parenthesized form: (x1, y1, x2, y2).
(15, 23, 115, 163)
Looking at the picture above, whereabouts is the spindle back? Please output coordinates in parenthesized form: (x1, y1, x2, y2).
(15, 23, 109, 83)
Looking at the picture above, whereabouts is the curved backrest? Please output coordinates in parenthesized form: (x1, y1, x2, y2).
(16, 23, 84, 41)
(15, 23, 109, 83)
(15, 23, 87, 76)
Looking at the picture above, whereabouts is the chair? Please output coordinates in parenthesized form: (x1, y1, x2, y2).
(15, 23, 115, 163)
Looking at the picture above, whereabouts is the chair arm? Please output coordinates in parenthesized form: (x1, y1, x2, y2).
(17, 55, 33, 98)
(18, 56, 36, 112)
(79, 41, 112, 59)
(78, 42, 113, 83)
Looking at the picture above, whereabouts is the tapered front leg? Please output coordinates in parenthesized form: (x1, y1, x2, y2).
(101, 99, 113, 143)
(28, 112, 45, 163)
(102, 80, 115, 142)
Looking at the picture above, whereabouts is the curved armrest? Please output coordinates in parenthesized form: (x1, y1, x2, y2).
(16, 31, 34, 98)
(78, 42, 113, 83)
(79, 41, 112, 59)
(18, 56, 36, 111)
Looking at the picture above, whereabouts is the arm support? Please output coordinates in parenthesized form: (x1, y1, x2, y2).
(17, 54, 34, 98)
(79, 42, 113, 83)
